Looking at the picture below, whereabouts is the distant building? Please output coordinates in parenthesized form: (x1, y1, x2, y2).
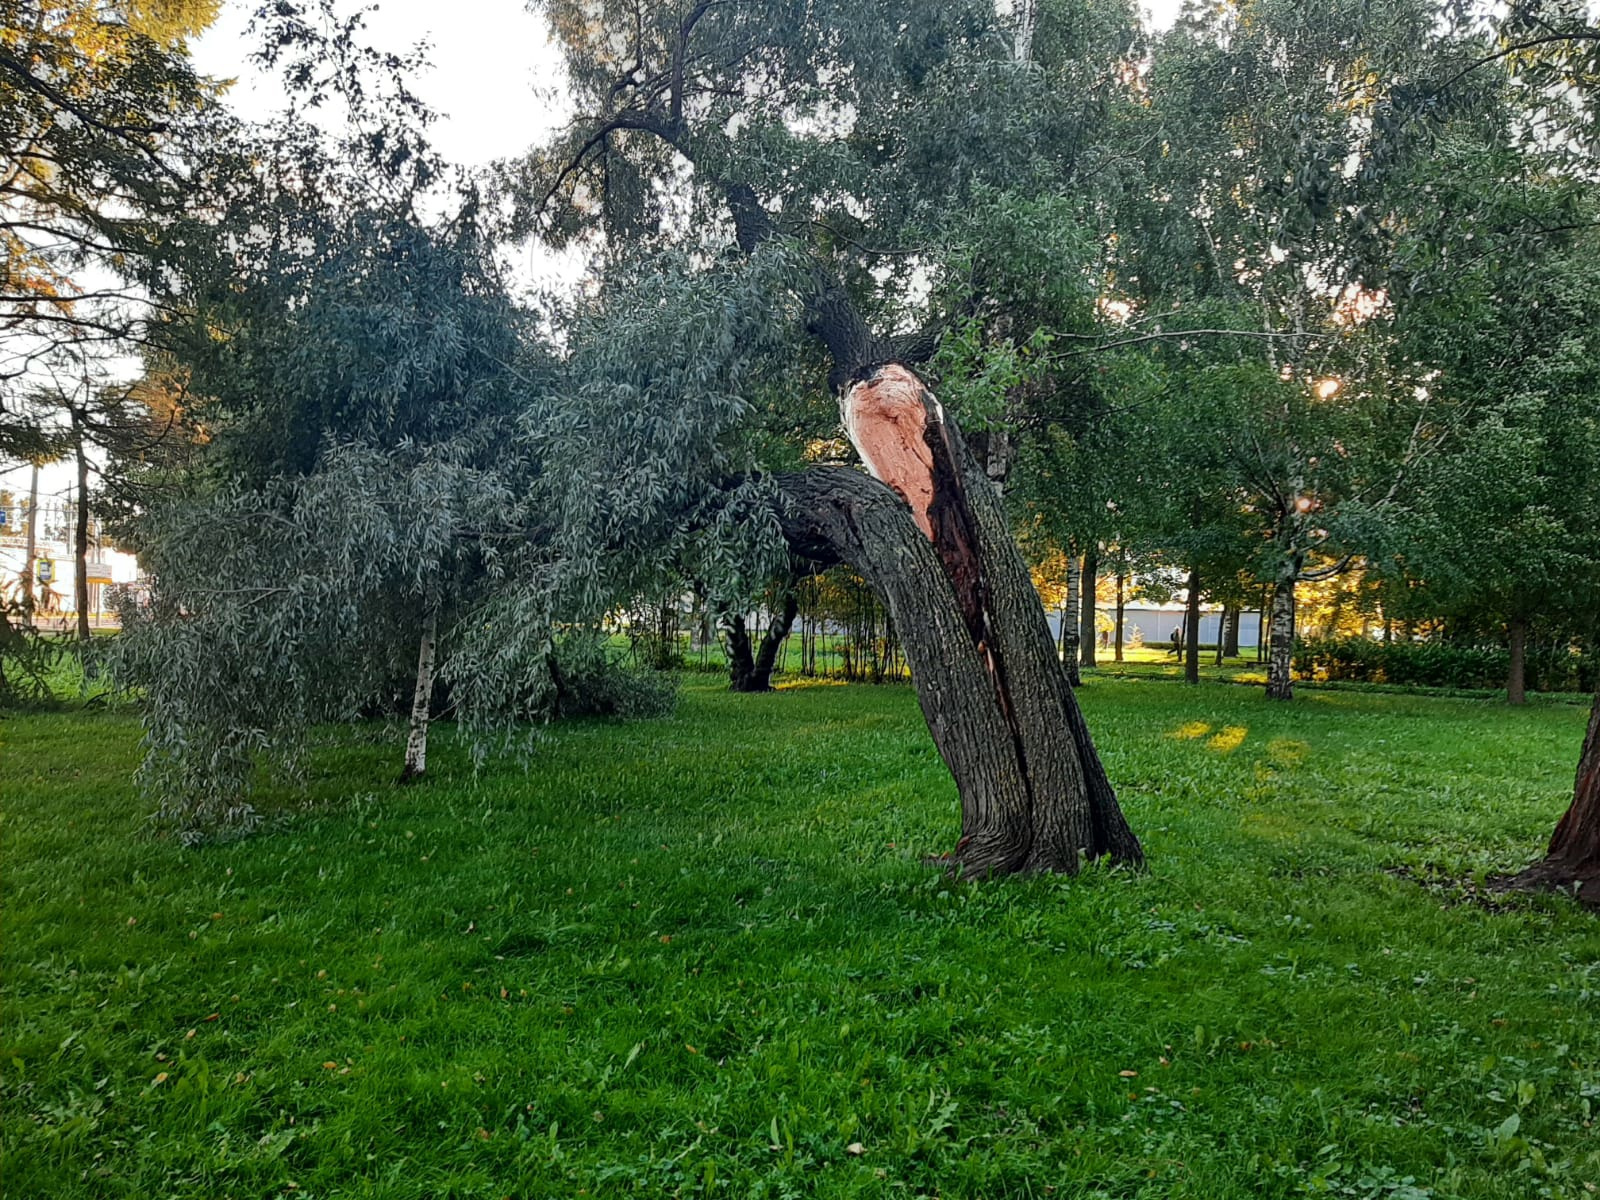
(1048, 604, 1262, 650)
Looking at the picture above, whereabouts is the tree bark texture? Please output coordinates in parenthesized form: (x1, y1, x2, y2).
(21, 462, 38, 626)
(73, 416, 90, 643)
(1079, 547, 1098, 671)
(1507, 617, 1528, 706)
(399, 605, 438, 782)
(780, 367, 1141, 875)
(1509, 691, 1600, 908)
(725, 590, 800, 692)
(1223, 606, 1240, 658)
(1113, 568, 1125, 662)
(1266, 576, 1297, 701)
(1061, 552, 1082, 687)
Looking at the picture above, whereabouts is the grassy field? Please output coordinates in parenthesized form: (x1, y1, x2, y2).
(3, 675, 1598, 1199)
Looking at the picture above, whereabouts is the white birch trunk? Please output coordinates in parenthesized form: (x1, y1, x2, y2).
(401, 606, 439, 781)
(1266, 576, 1297, 701)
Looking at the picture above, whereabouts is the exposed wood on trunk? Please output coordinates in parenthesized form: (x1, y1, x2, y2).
(1079, 547, 1098, 671)
(399, 604, 438, 783)
(1508, 691, 1600, 908)
(780, 370, 1141, 876)
(1507, 617, 1529, 706)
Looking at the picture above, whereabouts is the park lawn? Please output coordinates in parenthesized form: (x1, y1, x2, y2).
(2, 678, 1598, 1200)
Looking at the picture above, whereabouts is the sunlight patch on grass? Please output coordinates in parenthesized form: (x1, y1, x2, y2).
(1206, 724, 1248, 753)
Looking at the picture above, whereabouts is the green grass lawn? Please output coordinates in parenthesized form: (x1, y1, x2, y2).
(3, 677, 1598, 1199)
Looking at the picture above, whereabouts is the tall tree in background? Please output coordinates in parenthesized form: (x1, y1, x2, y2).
(1, 0, 216, 420)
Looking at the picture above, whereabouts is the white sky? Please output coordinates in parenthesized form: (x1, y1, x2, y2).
(189, 0, 568, 167)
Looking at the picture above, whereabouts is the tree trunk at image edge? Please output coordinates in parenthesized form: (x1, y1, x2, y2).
(725, 589, 800, 693)
(1078, 547, 1098, 672)
(399, 605, 438, 783)
(1183, 564, 1201, 686)
(779, 366, 1142, 876)
(1266, 576, 1297, 701)
(1509, 690, 1600, 908)
(1507, 617, 1529, 706)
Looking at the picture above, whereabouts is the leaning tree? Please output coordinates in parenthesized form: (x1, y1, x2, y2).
(512, 0, 1144, 873)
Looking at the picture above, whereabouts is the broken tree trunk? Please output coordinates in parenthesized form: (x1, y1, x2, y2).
(780, 365, 1142, 875)
(1508, 690, 1600, 908)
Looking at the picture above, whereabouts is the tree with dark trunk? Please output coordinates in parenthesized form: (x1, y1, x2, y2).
(1509, 691, 1600, 908)
(1507, 617, 1529, 706)
(779, 365, 1140, 874)
(1183, 564, 1202, 685)
(72, 404, 91, 642)
(1079, 547, 1099, 672)
(1113, 565, 1126, 662)
(724, 585, 800, 693)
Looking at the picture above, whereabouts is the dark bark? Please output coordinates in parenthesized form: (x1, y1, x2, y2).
(777, 389, 1141, 876)
(1223, 606, 1240, 658)
(724, 583, 801, 692)
(1183, 564, 1201, 686)
(1079, 547, 1098, 670)
(20, 462, 37, 627)
(1113, 568, 1125, 662)
(72, 411, 90, 642)
(1507, 617, 1529, 706)
(1508, 690, 1600, 907)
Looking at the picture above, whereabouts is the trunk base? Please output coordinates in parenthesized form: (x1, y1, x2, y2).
(1500, 859, 1600, 909)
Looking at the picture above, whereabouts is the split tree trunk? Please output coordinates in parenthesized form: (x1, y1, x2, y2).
(1507, 618, 1529, 706)
(781, 367, 1141, 876)
(1266, 576, 1297, 701)
(1078, 547, 1098, 671)
(399, 605, 438, 783)
(1509, 690, 1600, 908)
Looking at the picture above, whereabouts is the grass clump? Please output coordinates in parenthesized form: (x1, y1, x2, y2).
(3, 677, 1598, 1198)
